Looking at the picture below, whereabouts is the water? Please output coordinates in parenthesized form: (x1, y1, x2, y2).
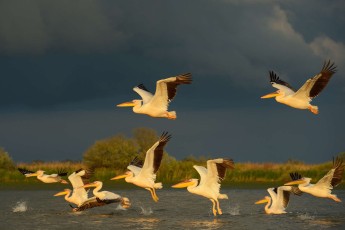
(1, 189, 345, 229)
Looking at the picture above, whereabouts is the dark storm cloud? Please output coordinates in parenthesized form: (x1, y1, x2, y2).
(0, 1, 344, 109)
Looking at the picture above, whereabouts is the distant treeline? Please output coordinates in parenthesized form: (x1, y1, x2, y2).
(1, 128, 344, 186)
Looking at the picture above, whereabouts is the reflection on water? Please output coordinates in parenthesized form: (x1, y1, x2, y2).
(124, 217, 159, 230)
(185, 218, 226, 230)
(12, 201, 28, 213)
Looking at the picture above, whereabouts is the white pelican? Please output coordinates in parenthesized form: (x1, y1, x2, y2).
(117, 73, 192, 119)
(171, 158, 234, 216)
(80, 181, 131, 210)
(18, 168, 68, 184)
(261, 60, 337, 114)
(284, 157, 344, 202)
(111, 132, 171, 202)
(54, 168, 95, 209)
(255, 186, 302, 214)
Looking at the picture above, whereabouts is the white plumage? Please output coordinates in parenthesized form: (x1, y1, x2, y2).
(172, 158, 234, 216)
(117, 73, 192, 119)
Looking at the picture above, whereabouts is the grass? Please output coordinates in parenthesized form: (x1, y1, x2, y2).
(1, 159, 343, 190)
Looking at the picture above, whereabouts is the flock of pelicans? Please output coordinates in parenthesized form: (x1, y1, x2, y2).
(17, 60, 344, 216)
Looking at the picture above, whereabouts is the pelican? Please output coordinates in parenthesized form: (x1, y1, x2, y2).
(111, 132, 171, 202)
(261, 60, 337, 114)
(18, 168, 68, 184)
(80, 181, 131, 210)
(255, 186, 302, 214)
(284, 157, 344, 202)
(54, 168, 94, 209)
(117, 73, 192, 119)
(172, 158, 234, 216)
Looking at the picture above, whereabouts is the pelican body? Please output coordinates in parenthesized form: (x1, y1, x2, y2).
(261, 60, 337, 114)
(117, 73, 192, 119)
(255, 186, 302, 214)
(285, 157, 344, 202)
(172, 158, 234, 216)
(111, 132, 171, 202)
(18, 168, 68, 184)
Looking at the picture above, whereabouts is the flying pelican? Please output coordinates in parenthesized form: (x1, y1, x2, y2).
(117, 73, 192, 119)
(284, 157, 344, 202)
(111, 132, 171, 202)
(261, 60, 337, 114)
(255, 185, 302, 214)
(172, 158, 234, 216)
(18, 168, 68, 184)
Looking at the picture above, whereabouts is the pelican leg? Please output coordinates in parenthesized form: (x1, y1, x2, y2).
(215, 199, 222, 215)
(149, 188, 158, 202)
(152, 188, 159, 201)
(328, 194, 341, 202)
(210, 199, 217, 216)
(308, 105, 319, 114)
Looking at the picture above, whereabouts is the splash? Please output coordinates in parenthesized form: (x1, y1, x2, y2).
(12, 201, 28, 213)
(298, 212, 315, 220)
(227, 204, 240, 216)
(140, 206, 153, 216)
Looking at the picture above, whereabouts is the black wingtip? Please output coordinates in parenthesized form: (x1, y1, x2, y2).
(160, 131, 172, 143)
(322, 60, 337, 74)
(136, 83, 151, 92)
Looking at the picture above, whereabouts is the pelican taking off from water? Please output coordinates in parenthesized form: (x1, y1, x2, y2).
(80, 181, 131, 210)
(261, 60, 336, 114)
(18, 168, 68, 184)
(111, 132, 171, 202)
(255, 185, 302, 214)
(172, 158, 234, 216)
(117, 73, 192, 119)
(284, 157, 344, 202)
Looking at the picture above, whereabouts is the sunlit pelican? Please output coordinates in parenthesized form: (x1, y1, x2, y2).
(18, 168, 68, 184)
(80, 181, 131, 210)
(117, 73, 192, 119)
(111, 132, 171, 202)
(255, 185, 302, 214)
(261, 60, 337, 114)
(285, 157, 344, 202)
(54, 169, 95, 207)
(172, 158, 234, 216)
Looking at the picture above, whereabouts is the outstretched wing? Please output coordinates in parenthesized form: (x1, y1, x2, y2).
(316, 157, 344, 189)
(133, 84, 154, 104)
(149, 73, 192, 109)
(17, 168, 35, 175)
(193, 165, 208, 186)
(293, 60, 336, 100)
(269, 71, 295, 95)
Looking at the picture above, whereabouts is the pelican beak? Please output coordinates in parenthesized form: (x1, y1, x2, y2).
(261, 92, 280, 99)
(110, 174, 128, 180)
(54, 190, 68, 196)
(284, 179, 305, 186)
(81, 183, 96, 189)
(171, 180, 195, 188)
(117, 101, 135, 107)
(255, 198, 268, 204)
(25, 173, 38, 177)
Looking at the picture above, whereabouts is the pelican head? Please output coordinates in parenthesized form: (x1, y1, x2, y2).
(261, 90, 281, 99)
(171, 179, 198, 188)
(117, 100, 142, 107)
(110, 171, 133, 180)
(54, 189, 72, 196)
(255, 196, 270, 204)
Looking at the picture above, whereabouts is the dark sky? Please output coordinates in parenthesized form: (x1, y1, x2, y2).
(0, 0, 344, 163)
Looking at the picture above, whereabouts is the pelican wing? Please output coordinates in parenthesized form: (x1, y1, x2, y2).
(133, 84, 154, 104)
(277, 186, 297, 209)
(316, 157, 344, 189)
(127, 165, 142, 177)
(139, 132, 171, 178)
(149, 73, 192, 109)
(193, 165, 207, 186)
(293, 60, 336, 100)
(73, 196, 121, 211)
(269, 71, 295, 95)
(68, 169, 89, 203)
(17, 168, 35, 175)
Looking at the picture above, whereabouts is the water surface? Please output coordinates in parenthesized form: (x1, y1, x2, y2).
(1, 189, 345, 229)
